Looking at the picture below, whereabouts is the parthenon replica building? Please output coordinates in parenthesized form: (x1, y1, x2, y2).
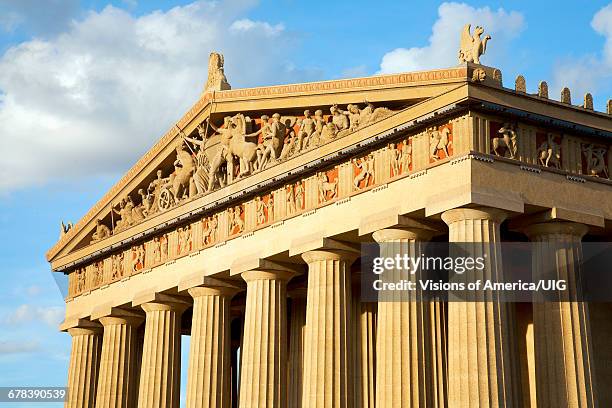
(49, 25, 612, 408)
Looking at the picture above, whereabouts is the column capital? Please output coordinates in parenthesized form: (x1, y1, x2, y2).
(301, 248, 359, 264)
(289, 236, 359, 258)
(372, 227, 434, 243)
(359, 211, 441, 237)
(91, 306, 144, 329)
(98, 315, 144, 327)
(60, 316, 102, 332)
(441, 206, 507, 225)
(241, 269, 296, 282)
(140, 301, 190, 314)
(178, 273, 244, 293)
(523, 221, 588, 239)
(188, 285, 240, 298)
(67, 326, 102, 337)
(133, 291, 191, 314)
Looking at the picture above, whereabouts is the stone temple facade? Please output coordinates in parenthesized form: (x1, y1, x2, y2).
(49, 28, 612, 408)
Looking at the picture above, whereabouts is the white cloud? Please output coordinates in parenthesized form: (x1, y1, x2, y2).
(0, 1, 320, 192)
(378, 2, 525, 74)
(3, 304, 64, 328)
(552, 4, 612, 108)
(0, 340, 40, 355)
(229, 18, 285, 36)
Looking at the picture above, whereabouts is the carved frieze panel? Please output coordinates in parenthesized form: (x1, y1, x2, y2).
(177, 225, 194, 256)
(536, 132, 562, 169)
(352, 154, 376, 190)
(387, 139, 412, 178)
(201, 215, 219, 248)
(317, 168, 339, 204)
(489, 121, 518, 160)
(581, 143, 610, 178)
(228, 205, 245, 236)
(130, 244, 146, 275)
(428, 123, 453, 163)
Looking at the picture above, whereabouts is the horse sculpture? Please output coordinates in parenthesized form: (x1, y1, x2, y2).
(228, 114, 259, 177)
(171, 142, 195, 202)
(537, 134, 561, 169)
(492, 124, 518, 159)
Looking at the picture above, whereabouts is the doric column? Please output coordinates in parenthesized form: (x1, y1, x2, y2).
(95, 312, 143, 408)
(238, 265, 294, 408)
(288, 289, 307, 408)
(135, 294, 189, 408)
(186, 285, 238, 408)
(351, 276, 377, 408)
(524, 222, 597, 407)
(301, 246, 358, 408)
(372, 227, 444, 408)
(66, 323, 102, 408)
(442, 207, 520, 408)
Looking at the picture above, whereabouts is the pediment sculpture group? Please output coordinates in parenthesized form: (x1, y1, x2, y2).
(90, 102, 396, 243)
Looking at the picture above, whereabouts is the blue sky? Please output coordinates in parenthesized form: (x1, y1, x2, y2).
(0, 0, 610, 405)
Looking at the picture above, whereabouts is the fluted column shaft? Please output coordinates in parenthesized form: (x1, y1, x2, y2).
(288, 293, 307, 408)
(301, 249, 356, 408)
(442, 207, 519, 408)
(239, 270, 293, 408)
(137, 301, 187, 408)
(373, 228, 444, 408)
(66, 327, 102, 408)
(525, 222, 597, 408)
(95, 316, 142, 408)
(351, 291, 377, 408)
(186, 287, 236, 408)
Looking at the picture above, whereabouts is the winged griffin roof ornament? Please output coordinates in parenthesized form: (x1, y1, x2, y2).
(458, 24, 491, 65)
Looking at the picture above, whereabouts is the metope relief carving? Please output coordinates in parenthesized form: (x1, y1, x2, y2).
(537, 133, 562, 169)
(491, 123, 518, 159)
(77, 268, 86, 293)
(255, 196, 266, 226)
(150, 234, 169, 265)
(582, 144, 609, 178)
(202, 215, 219, 247)
(111, 253, 125, 281)
(353, 154, 375, 190)
(318, 171, 338, 203)
(429, 125, 453, 162)
(131, 244, 145, 273)
(177, 225, 193, 256)
(92, 261, 103, 288)
(388, 139, 412, 177)
(228, 206, 245, 236)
